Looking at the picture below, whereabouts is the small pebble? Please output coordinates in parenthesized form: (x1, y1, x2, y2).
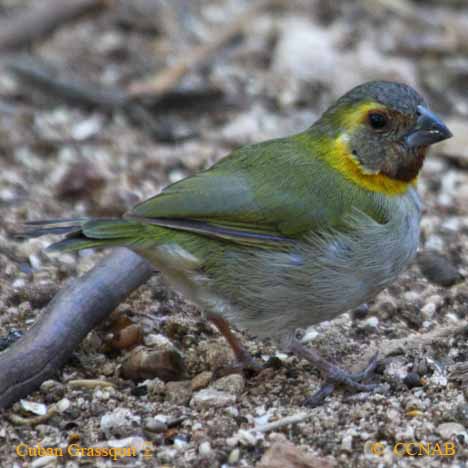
(417, 251, 463, 287)
(212, 374, 245, 395)
(351, 304, 369, 320)
(225, 406, 239, 418)
(340, 433, 353, 452)
(121, 347, 186, 382)
(110, 324, 143, 350)
(396, 426, 415, 440)
(228, 447, 240, 464)
(174, 436, 188, 449)
(190, 388, 236, 409)
(56, 398, 71, 413)
(403, 372, 422, 389)
(192, 371, 213, 391)
(437, 422, 467, 440)
(20, 399, 47, 416)
(455, 404, 468, 426)
(100, 408, 141, 438)
(165, 380, 192, 405)
(144, 333, 175, 349)
(237, 429, 263, 447)
(31, 456, 57, 468)
(144, 417, 167, 433)
(362, 316, 379, 329)
(421, 302, 436, 320)
(145, 377, 166, 397)
(199, 441, 212, 456)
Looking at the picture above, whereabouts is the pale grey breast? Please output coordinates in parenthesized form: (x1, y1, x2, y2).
(218, 188, 421, 340)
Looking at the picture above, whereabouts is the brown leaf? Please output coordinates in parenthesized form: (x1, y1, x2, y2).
(56, 161, 105, 199)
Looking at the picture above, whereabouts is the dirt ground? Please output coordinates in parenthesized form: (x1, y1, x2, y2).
(0, 0, 467, 467)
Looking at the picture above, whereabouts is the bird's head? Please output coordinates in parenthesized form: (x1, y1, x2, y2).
(316, 81, 452, 194)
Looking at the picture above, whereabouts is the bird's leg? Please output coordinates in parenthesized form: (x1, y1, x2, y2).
(206, 312, 262, 373)
(285, 336, 381, 407)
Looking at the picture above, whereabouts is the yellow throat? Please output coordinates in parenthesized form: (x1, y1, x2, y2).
(325, 135, 416, 196)
(321, 102, 416, 196)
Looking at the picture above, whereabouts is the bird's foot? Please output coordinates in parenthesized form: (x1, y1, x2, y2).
(304, 353, 383, 407)
(236, 347, 265, 373)
(212, 348, 264, 379)
(207, 312, 265, 378)
(287, 339, 383, 407)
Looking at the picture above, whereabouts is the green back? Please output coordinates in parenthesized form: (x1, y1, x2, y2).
(127, 131, 387, 247)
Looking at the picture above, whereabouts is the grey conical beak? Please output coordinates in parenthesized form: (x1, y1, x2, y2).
(404, 106, 452, 148)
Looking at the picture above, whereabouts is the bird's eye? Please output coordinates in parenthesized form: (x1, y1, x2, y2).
(368, 111, 388, 130)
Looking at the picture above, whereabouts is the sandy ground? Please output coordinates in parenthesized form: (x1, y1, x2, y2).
(0, 0, 467, 466)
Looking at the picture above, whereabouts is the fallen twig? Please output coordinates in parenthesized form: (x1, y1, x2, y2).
(360, 322, 468, 366)
(0, 0, 110, 52)
(9, 405, 58, 426)
(7, 58, 230, 122)
(0, 249, 153, 409)
(253, 412, 313, 433)
(67, 379, 115, 389)
(7, 57, 232, 142)
(7, 60, 129, 110)
(128, 0, 273, 98)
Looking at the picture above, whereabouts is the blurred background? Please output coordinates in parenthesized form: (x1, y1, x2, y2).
(1, 0, 467, 227)
(0, 1, 467, 467)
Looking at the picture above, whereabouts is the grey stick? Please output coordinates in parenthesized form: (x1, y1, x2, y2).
(0, 248, 153, 409)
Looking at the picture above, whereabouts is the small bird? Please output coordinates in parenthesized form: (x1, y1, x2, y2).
(22, 81, 452, 405)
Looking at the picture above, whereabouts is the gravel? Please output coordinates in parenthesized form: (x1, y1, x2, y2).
(0, 0, 467, 466)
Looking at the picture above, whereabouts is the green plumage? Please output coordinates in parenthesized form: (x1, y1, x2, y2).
(28, 132, 386, 257)
(20, 81, 451, 342)
(128, 134, 387, 241)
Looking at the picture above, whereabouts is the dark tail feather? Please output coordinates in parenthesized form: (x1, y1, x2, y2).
(47, 235, 128, 252)
(23, 217, 89, 226)
(18, 225, 82, 238)
(14, 218, 88, 239)
(15, 218, 142, 253)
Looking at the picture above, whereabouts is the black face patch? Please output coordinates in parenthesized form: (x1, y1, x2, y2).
(382, 147, 428, 182)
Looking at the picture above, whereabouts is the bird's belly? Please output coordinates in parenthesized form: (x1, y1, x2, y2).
(136, 198, 420, 342)
(210, 207, 420, 340)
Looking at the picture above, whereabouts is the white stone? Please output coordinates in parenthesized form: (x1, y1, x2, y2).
(228, 448, 240, 464)
(20, 399, 47, 416)
(395, 425, 415, 440)
(421, 303, 436, 320)
(437, 422, 467, 440)
(363, 316, 379, 328)
(341, 433, 353, 451)
(191, 388, 236, 409)
(144, 333, 174, 349)
(56, 398, 70, 413)
(212, 374, 245, 395)
(100, 408, 141, 438)
(31, 456, 57, 468)
(237, 429, 263, 446)
(174, 437, 188, 449)
(199, 441, 212, 456)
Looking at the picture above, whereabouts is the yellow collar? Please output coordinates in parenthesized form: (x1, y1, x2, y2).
(324, 135, 416, 196)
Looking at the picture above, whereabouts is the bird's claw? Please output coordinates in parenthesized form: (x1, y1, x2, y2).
(212, 348, 265, 380)
(304, 352, 382, 407)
